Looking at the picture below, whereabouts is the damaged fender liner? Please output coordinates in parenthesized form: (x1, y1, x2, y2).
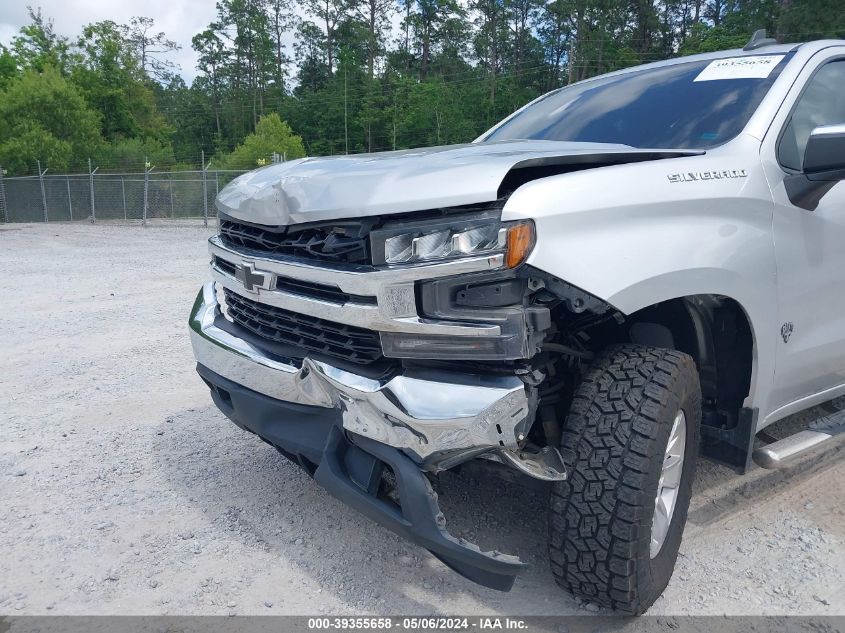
(196, 363, 528, 591)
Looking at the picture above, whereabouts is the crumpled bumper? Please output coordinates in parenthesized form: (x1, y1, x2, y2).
(195, 363, 527, 590)
(190, 281, 531, 590)
(189, 282, 532, 467)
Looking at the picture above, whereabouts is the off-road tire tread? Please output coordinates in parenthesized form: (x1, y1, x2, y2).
(548, 343, 700, 613)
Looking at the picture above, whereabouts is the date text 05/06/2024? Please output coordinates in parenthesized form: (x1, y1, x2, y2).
(306, 617, 530, 630)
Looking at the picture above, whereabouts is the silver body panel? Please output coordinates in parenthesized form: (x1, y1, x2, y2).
(758, 45, 845, 424)
(215, 141, 698, 225)
(197, 39, 845, 450)
(504, 133, 780, 422)
(502, 40, 845, 430)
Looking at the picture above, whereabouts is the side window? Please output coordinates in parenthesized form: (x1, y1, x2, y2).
(778, 60, 845, 171)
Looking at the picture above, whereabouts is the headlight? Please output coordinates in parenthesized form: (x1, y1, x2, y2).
(370, 214, 534, 268)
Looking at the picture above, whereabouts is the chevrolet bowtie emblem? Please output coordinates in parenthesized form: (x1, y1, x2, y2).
(235, 262, 271, 292)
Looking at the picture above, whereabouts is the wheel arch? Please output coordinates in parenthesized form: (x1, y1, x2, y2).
(604, 269, 774, 411)
(561, 286, 764, 472)
(627, 294, 753, 398)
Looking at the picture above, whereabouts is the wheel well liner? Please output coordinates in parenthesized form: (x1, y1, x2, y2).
(568, 293, 756, 471)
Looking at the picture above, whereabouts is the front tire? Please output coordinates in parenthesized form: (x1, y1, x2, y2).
(548, 344, 701, 614)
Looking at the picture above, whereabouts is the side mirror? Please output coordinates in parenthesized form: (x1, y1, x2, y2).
(803, 125, 845, 180)
(785, 124, 845, 210)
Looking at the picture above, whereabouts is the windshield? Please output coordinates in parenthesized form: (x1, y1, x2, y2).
(483, 53, 793, 149)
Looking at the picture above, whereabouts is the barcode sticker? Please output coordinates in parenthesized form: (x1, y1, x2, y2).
(694, 55, 784, 81)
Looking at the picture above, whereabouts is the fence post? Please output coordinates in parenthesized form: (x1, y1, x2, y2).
(143, 156, 150, 226)
(88, 158, 97, 223)
(215, 172, 220, 231)
(169, 175, 175, 219)
(37, 160, 48, 222)
(201, 150, 209, 228)
(121, 177, 127, 221)
(0, 165, 7, 224)
(66, 176, 73, 221)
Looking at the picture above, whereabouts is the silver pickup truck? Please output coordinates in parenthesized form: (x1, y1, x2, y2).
(190, 33, 845, 613)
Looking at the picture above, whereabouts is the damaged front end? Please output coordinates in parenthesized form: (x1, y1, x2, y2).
(190, 203, 616, 590)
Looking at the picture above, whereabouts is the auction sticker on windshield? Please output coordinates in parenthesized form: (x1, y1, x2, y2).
(694, 55, 784, 81)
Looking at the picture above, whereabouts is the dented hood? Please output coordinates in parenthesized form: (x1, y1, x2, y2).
(216, 140, 698, 225)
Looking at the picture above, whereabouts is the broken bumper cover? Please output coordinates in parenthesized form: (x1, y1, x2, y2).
(189, 281, 530, 589)
(189, 282, 532, 465)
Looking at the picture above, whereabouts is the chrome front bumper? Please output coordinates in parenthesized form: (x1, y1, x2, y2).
(189, 282, 531, 467)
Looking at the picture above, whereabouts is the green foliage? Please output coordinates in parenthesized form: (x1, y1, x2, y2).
(121, 16, 181, 83)
(1, 0, 844, 176)
(0, 67, 102, 173)
(777, 0, 845, 41)
(0, 45, 17, 90)
(11, 7, 71, 74)
(0, 122, 73, 173)
(680, 22, 750, 55)
(219, 113, 306, 169)
(72, 20, 171, 143)
(157, 77, 217, 163)
(94, 137, 176, 172)
(170, 161, 199, 172)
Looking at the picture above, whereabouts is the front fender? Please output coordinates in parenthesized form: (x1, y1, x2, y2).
(502, 143, 777, 412)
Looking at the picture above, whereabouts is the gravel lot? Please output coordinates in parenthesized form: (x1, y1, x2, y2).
(2, 222, 844, 617)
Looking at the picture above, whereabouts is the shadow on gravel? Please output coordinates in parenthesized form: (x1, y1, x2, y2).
(689, 441, 845, 527)
(152, 394, 845, 614)
(688, 397, 845, 527)
(155, 405, 579, 614)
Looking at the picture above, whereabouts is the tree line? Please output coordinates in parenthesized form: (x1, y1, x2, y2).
(0, 0, 843, 175)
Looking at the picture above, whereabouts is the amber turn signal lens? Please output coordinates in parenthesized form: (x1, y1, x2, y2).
(505, 222, 534, 268)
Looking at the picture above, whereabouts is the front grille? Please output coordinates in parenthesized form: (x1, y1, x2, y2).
(274, 276, 377, 306)
(220, 217, 374, 265)
(223, 289, 383, 365)
(211, 256, 377, 306)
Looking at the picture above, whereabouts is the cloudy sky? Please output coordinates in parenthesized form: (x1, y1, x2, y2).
(0, 0, 222, 81)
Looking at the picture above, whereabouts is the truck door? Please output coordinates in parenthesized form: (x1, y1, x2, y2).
(762, 52, 845, 418)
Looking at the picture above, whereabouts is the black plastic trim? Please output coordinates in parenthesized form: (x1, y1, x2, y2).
(521, 265, 617, 316)
(197, 363, 337, 466)
(416, 268, 549, 360)
(222, 288, 384, 365)
(315, 429, 528, 590)
(218, 212, 375, 264)
(701, 406, 758, 473)
(784, 174, 838, 211)
(196, 363, 528, 591)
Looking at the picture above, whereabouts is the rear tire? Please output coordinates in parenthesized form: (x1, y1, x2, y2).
(548, 344, 701, 614)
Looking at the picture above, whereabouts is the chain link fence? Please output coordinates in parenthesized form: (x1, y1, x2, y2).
(0, 167, 248, 226)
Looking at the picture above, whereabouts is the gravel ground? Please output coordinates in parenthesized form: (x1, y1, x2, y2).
(1, 222, 844, 616)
